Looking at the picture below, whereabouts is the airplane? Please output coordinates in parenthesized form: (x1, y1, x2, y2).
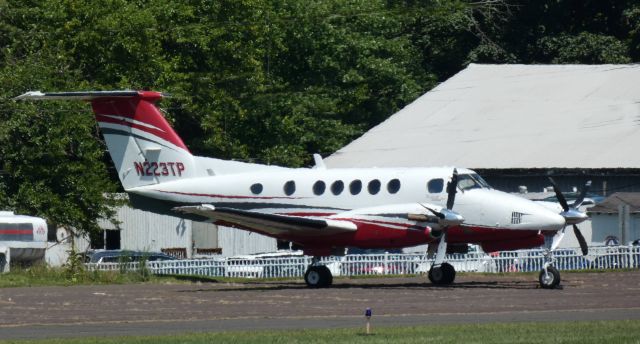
(16, 90, 589, 289)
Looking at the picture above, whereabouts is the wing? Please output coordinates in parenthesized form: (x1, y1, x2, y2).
(174, 204, 357, 237)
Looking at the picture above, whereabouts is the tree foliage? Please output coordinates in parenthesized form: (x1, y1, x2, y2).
(0, 0, 638, 236)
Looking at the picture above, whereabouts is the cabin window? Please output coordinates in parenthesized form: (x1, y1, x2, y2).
(284, 180, 296, 196)
(313, 181, 326, 195)
(331, 180, 344, 195)
(368, 179, 381, 195)
(427, 179, 444, 193)
(350, 180, 362, 195)
(250, 183, 263, 195)
(387, 179, 401, 194)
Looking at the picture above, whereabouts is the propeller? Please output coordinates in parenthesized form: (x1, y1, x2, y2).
(424, 168, 464, 274)
(573, 224, 589, 256)
(446, 168, 458, 210)
(413, 168, 463, 226)
(571, 181, 592, 208)
(548, 178, 591, 256)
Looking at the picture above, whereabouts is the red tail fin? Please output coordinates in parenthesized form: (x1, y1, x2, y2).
(16, 90, 196, 190)
(91, 92, 189, 153)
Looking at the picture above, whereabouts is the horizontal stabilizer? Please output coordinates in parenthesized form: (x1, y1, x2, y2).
(15, 90, 164, 101)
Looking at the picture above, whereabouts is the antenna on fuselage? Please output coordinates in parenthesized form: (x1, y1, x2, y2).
(313, 154, 326, 169)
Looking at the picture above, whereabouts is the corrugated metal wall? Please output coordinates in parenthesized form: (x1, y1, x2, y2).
(192, 221, 218, 249)
(99, 206, 193, 256)
(99, 205, 276, 258)
(218, 226, 276, 257)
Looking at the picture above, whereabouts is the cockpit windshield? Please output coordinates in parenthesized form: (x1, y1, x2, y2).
(457, 173, 492, 191)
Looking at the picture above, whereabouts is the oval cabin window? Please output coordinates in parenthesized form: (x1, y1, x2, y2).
(350, 180, 362, 195)
(284, 180, 296, 196)
(368, 179, 381, 195)
(313, 181, 326, 195)
(387, 179, 401, 194)
(250, 183, 263, 195)
(331, 180, 344, 195)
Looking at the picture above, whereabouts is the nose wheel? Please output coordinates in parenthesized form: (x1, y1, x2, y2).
(428, 262, 456, 285)
(539, 265, 561, 289)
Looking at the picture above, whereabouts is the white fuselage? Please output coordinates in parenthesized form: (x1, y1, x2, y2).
(130, 166, 565, 232)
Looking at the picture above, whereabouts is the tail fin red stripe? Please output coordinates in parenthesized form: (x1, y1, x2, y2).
(91, 97, 189, 152)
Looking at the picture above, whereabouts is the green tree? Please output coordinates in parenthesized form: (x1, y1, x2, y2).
(471, 0, 637, 64)
(2, 0, 640, 239)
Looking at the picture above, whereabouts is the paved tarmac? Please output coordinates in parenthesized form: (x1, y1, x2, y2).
(1, 271, 639, 340)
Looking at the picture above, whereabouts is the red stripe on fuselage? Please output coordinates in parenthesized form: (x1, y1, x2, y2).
(0, 229, 32, 234)
(156, 189, 307, 200)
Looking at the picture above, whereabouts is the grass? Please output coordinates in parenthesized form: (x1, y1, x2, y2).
(1, 320, 639, 344)
(0, 264, 179, 288)
(3, 265, 637, 288)
(0, 264, 313, 288)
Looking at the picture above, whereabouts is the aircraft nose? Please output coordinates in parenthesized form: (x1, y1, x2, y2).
(560, 208, 589, 225)
(536, 210, 566, 231)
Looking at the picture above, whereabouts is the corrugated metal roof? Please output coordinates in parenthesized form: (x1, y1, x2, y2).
(588, 192, 640, 214)
(326, 64, 640, 169)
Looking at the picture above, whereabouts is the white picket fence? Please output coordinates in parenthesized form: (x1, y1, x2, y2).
(85, 246, 640, 279)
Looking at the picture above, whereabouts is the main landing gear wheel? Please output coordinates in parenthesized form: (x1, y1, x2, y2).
(304, 265, 333, 288)
(428, 262, 456, 285)
(539, 265, 561, 289)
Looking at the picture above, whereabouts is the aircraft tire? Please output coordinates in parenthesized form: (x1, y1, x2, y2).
(539, 266, 561, 289)
(304, 266, 332, 288)
(318, 265, 333, 287)
(428, 262, 456, 285)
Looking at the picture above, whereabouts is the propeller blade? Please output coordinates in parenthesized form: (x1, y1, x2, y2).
(422, 206, 445, 220)
(571, 180, 592, 208)
(573, 224, 589, 256)
(548, 177, 569, 212)
(446, 168, 458, 210)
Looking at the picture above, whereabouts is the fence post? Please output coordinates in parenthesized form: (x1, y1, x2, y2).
(384, 252, 389, 275)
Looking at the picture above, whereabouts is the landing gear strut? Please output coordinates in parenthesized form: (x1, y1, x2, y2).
(427, 232, 457, 285)
(304, 257, 333, 288)
(539, 250, 561, 289)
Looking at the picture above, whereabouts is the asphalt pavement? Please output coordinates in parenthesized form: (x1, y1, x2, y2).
(1, 271, 639, 340)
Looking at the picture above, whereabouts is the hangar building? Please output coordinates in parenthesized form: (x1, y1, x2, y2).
(326, 64, 640, 246)
(326, 64, 640, 195)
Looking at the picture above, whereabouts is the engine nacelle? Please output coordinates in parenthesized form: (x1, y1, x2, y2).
(480, 234, 545, 252)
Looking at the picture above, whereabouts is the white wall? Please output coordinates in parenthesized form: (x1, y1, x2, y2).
(591, 213, 640, 245)
(98, 205, 277, 258)
(100, 206, 193, 256)
(45, 232, 90, 267)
